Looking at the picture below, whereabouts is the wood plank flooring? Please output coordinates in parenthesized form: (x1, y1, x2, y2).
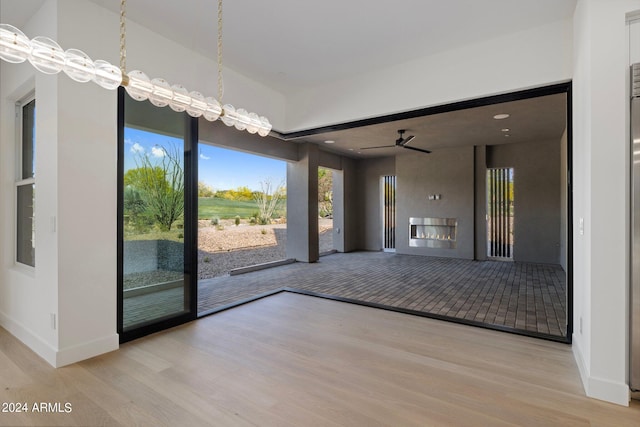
(2, 292, 638, 426)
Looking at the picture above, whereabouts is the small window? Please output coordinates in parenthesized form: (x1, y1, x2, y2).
(16, 97, 35, 267)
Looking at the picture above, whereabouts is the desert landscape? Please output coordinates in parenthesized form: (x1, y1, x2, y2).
(198, 218, 334, 279)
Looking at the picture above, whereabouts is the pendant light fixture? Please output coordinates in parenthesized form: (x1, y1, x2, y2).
(0, 0, 272, 136)
(0, 23, 123, 89)
(120, 0, 271, 135)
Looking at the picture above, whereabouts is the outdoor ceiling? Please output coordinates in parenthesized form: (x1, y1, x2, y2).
(290, 92, 568, 158)
(2, 0, 575, 157)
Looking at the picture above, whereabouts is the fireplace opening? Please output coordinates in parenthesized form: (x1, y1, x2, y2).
(409, 217, 457, 249)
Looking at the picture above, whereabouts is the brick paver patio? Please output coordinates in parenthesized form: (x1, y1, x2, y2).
(124, 251, 567, 339)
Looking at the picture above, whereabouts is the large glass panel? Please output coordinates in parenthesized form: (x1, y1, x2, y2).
(21, 99, 35, 179)
(119, 91, 195, 336)
(16, 97, 35, 267)
(16, 184, 35, 267)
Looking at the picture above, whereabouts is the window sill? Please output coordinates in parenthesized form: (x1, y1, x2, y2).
(11, 262, 35, 278)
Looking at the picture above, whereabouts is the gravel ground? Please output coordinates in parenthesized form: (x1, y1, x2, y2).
(124, 219, 334, 288)
(198, 218, 333, 279)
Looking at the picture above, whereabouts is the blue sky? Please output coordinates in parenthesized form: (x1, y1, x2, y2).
(125, 127, 286, 191)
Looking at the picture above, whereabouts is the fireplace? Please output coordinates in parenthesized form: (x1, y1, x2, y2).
(409, 217, 457, 249)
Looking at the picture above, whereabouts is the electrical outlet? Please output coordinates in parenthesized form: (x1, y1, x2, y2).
(579, 217, 584, 235)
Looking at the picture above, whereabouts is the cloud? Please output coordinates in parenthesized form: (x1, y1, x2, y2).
(151, 146, 166, 157)
(124, 138, 135, 146)
(200, 153, 211, 160)
(130, 142, 144, 154)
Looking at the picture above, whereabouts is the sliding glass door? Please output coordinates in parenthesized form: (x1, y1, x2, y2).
(118, 88, 197, 342)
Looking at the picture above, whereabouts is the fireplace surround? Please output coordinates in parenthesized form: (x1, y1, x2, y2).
(409, 217, 457, 249)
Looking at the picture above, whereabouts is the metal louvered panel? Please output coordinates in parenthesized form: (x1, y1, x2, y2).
(383, 175, 396, 251)
(487, 168, 514, 259)
(633, 63, 640, 98)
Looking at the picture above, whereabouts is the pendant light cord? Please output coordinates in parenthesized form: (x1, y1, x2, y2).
(217, 0, 224, 103)
(120, 0, 127, 74)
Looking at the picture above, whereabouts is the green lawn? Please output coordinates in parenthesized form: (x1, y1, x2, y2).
(198, 197, 260, 219)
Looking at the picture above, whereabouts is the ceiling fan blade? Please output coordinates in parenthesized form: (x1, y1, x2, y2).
(399, 135, 416, 146)
(402, 145, 431, 154)
(360, 144, 396, 150)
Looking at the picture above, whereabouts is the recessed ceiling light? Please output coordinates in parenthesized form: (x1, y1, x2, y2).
(504, 134, 511, 138)
(493, 113, 510, 120)
(501, 128, 510, 132)
(348, 148, 354, 151)
(324, 140, 335, 144)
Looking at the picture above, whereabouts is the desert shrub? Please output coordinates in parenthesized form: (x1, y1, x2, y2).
(318, 168, 333, 218)
(210, 216, 220, 226)
(177, 233, 184, 239)
(235, 215, 241, 226)
(261, 228, 268, 235)
(125, 144, 184, 231)
(203, 256, 211, 263)
(253, 179, 285, 225)
(216, 224, 225, 231)
(217, 186, 253, 201)
(198, 181, 215, 198)
(249, 217, 257, 225)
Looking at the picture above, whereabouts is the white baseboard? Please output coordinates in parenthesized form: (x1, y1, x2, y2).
(55, 333, 119, 367)
(0, 309, 58, 367)
(0, 309, 119, 368)
(585, 375, 630, 406)
(572, 334, 630, 406)
(572, 334, 588, 390)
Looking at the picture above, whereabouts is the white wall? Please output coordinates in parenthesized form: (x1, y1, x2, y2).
(0, 0, 287, 367)
(0, 0, 60, 366)
(121, 10, 286, 130)
(571, 0, 640, 406)
(285, 19, 573, 132)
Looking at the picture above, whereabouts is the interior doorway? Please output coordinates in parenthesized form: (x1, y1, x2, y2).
(318, 167, 336, 254)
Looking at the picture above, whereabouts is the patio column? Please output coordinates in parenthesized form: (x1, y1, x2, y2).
(286, 143, 319, 262)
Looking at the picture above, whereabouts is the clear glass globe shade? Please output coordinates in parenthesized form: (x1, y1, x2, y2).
(257, 116, 272, 137)
(221, 104, 237, 127)
(63, 48, 95, 82)
(203, 97, 222, 121)
(125, 70, 153, 101)
(246, 112, 260, 134)
(149, 78, 172, 107)
(0, 24, 31, 63)
(93, 60, 122, 90)
(186, 91, 206, 118)
(170, 84, 190, 112)
(28, 36, 64, 74)
(234, 108, 249, 131)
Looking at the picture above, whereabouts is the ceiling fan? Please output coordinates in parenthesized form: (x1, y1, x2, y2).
(360, 129, 431, 154)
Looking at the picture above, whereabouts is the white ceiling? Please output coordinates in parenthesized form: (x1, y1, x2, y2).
(1, 0, 575, 157)
(2, 0, 576, 95)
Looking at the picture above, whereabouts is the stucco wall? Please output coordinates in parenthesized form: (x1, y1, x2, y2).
(356, 157, 396, 251)
(396, 146, 475, 259)
(487, 139, 562, 264)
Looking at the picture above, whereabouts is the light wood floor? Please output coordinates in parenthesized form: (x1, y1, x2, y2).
(1, 293, 639, 426)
